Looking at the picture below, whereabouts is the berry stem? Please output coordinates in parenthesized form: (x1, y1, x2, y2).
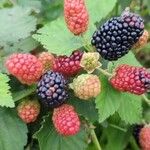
(81, 34, 93, 52)
(97, 68, 112, 77)
(129, 136, 140, 150)
(142, 94, 150, 106)
(109, 124, 127, 132)
(90, 128, 102, 150)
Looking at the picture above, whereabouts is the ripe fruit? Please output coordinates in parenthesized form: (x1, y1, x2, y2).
(80, 52, 101, 73)
(133, 30, 149, 49)
(52, 104, 80, 136)
(139, 125, 150, 150)
(71, 74, 101, 100)
(6, 53, 43, 85)
(38, 52, 55, 73)
(37, 71, 68, 108)
(64, 0, 89, 35)
(110, 64, 150, 95)
(17, 100, 40, 123)
(91, 9, 144, 60)
(53, 50, 83, 77)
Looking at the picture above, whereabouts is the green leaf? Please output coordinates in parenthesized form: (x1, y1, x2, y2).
(86, 0, 117, 23)
(35, 115, 88, 150)
(95, 75, 121, 123)
(113, 51, 141, 67)
(0, 73, 14, 107)
(33, 18, 82, 56)
(0, 6, 37, 46)
(0, 107, 28, 150)
(118, 0, 132, 10)
(104, 126, 130, 150)
(17, 0, 42, 13)
(117, 93, 142, 124)
(68, 96, 98, 123)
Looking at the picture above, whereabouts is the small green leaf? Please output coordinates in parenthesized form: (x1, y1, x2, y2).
(113, 51, 141, 67)
(35, 115, 88, 150)
(95, 75, 121, 123)
(68, 96, 98, 123)
(117, 93, 142, 124)
(0, 107, 28, 150)
(0, 73, 14, 107)
(33, 18, 82, 56)
(0, 6, 37, 46)
(104, 126, 130, 150)
(86, 0, 117, 23)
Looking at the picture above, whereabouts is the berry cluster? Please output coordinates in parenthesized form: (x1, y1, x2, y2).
(110, 64, 150, 95)
(53, 50, 83, 77)
(91, 10, 144, 60)
(4, 0, 150, 140)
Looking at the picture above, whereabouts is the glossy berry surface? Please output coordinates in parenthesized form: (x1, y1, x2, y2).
(53, 50, 83, 77)
(17, 100, 40, 123)
(6, 53, 43, 85)
(52, 104, 80, 136)
(110, 64, 150, 95)
(91, 11, 144, 60)
(64, 0, 89, 35)
(37, 71, 68, 108)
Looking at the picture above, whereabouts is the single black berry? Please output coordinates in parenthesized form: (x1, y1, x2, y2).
(37, 71, 68, 108)
(91, 10, 144, 61)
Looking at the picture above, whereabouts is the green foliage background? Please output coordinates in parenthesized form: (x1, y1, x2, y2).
(0, 0, 149, 150)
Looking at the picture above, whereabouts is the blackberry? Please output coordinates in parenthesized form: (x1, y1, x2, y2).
(37, 71, 68, 108)
(133, 124, 144, 145)
(91, 10, 144, 61)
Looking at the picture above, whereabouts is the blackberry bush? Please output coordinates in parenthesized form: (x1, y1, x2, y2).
(1, 1, 150, 150)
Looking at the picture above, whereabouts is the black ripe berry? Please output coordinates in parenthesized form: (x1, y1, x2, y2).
(91, 10, 144, 61)
(37, 71, 68, 108)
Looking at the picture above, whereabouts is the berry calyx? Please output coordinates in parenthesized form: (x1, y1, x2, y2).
(139, 125, 150, 150)
(80, 52, 101, 73)
(52, 104, 80, 136)
(17, 100, 40, 123)
(91, 10, 144, 61)
(53, 50, 83, 77)
(64, 0, 89, 35)
(37, 71, 68, 108)
(110, 64, 150, 95)
(71, 74, 101, 100)
(38, 52, 55, 73)
(6, 53, 43, 85)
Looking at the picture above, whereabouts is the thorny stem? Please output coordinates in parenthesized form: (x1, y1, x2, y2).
(97, 68, 112, 77)
(142, 94, 150, 106)
(90, 128, 102, 150)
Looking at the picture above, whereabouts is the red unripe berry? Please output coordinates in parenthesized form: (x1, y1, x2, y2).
(139, 125, 150, 150)
(17, 100, 40, 123)
(64, 0, 89, 35)
(110, 64, 150, 95)
(52, 104, 80, 136)
(53, 50, 83, 77)
(6, 53, 43, 85)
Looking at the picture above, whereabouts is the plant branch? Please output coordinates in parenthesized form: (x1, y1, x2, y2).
(129, 136, 140, 150)
(142, 94, 150, 106)
(97, 68, 112, 77)
(109, 124, 127, 132)
(90, 128, 102, 150)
